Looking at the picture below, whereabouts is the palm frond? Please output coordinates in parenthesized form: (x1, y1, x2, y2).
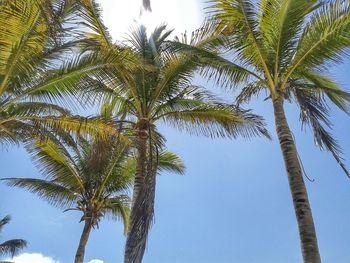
(78, 0, 113, 51)
(235, 80, 267, 105)
(285, 1, 350, 81)
(1, 178, 77, 208)
(159, 104, 270, 139)
(0, 216, 11, 232)
(293, 87, 349, 177)
(294, 70, 350, 112)
(0, 239, 27, 257)
(157, 151, 185, 175)
(208, 0, 275, 90)
(104, 195, 130, 234)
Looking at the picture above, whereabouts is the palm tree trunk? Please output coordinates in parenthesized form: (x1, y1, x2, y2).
(74, 219, 92, 263)
(272, 97, 321, 263)
(124, 132, 156, 263)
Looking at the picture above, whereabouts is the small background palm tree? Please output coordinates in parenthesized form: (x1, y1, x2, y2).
(0, 215, 27, 261)
(2, 131, 185, 263)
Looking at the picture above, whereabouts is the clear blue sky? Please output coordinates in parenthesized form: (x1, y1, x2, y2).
(1, 1, 350, 263)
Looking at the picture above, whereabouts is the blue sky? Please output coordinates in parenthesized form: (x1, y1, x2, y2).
(1, 1, 350, 263)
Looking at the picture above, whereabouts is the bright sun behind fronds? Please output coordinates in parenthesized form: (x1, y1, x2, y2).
(97, 0, 203, 41)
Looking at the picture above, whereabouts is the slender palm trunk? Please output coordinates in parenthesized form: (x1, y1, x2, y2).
(273, 97, 321, 263)
(124, 131, 156, 263)
(74, 219, 92, 263)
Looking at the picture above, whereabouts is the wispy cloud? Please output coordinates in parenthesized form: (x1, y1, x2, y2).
(87, 260, 104, 263)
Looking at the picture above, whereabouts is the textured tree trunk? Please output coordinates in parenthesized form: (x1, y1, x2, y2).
(273, 97, 321, 263)
(124, 129, 156, 263)
(74, 219, 92, 263)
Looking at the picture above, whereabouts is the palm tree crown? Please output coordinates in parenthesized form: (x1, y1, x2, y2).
(204, 0, 350, 172)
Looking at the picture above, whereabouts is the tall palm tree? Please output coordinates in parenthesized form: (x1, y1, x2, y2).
(2, 132, 185, 263)
(0, 0, 123, 146)
(78, 7, 270, 262)
(0, 215, 27, 259)
(178, 1, 350, 262)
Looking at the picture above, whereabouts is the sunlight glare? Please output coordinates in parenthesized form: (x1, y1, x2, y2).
(96, 0, 203, 41)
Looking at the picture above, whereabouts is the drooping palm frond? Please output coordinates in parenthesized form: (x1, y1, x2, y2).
(292, 84, 350, 177)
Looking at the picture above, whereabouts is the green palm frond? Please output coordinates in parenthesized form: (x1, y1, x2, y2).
(2, 178, 77, 208)
(104, 195, 130, 234)
(235, 80, 267, 105)
(294, 70, 350, 112)
(158, 103, 270, 139)
(78, 0, 113, 51)
(0, 0, 114, 146)
(285, 1, 350, 82)
(27, 138, 83, 189)
(208, 0, 275, 90)
(157, 151, 185, 175)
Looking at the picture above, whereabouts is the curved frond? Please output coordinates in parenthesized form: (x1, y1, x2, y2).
(1, 178, 77, 208)
(159, 104, 270, 139)
(157, 151, 185, 175)
(285, 2, 350, 82)
(79, 0, 113, 51)
(104, 195, 130, 234)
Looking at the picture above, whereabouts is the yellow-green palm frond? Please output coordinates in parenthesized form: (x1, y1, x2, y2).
(285, 1, 350, 80)
(78, 0, 113, 52)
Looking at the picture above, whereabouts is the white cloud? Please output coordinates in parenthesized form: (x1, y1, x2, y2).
(6, 253, 104, 263)
(7, 253, 59, 263)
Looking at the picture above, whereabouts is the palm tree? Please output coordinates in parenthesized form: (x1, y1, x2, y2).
(77, 4, 270, 260)
(0, 215, 27, 259)
(181, 1, 350, 262)
(0, 0, 123, 146)
(2, 134, 130, 263)
(2, 132, 185, 263)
